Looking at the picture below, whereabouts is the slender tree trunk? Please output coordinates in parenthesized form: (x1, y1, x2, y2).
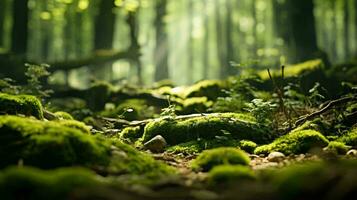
(154, 0, 169, 82)
(331, 1, 338, 61)
(225, 0, 235, 75)
(187, 0, 194, 83)
(93, 0, 116, 80)
(202, 0, 209, 79)
(127, 11, 142, 84)
(0, 0, 6, 47)
(344, 0, 351, 60)
(11, 0, 29, 55)
(214, 0, 227, 78)
(287, 0, 319, 62)
(251, 0, 258, 57)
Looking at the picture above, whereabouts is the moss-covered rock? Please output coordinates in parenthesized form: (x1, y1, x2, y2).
(191, 147, 250, 172)
(53, 111, 74, 120)
(166, 139, 242, 155)
(0, 93, 43, 119)
(324, 141, 350, 155)
(176, 97, 213, 115)
(338, 128, 357, 146)
(238, 140, 258, 154)
(143, 113, 273, 146)
(207, 165, 255, 185)
(184, 80, 227, 100)
(254, 129, 329, 155)
(120, 126, 143, 142)
(0, 167, 102, 200)
(0, 116, 174, 177)
(56, 120, 91, 135)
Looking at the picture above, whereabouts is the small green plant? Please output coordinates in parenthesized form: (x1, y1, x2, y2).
(160, 96, 177, 118)
(23, 63, 53, 99)
(245, 99, 277, 124)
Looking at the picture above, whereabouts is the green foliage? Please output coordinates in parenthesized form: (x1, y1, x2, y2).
(338, 128, 357, 146)
(207, 165, 255, 185)
(245, 99, 277, 124)
(191, 147, 250, 172)
(0, 93, 44, 119)
(143, 113, 273, 146)
(23, 64, 53, 99)
(120, 126, 143, 142)
(254, 129, 329, 155)
(0, 167, 102, 200)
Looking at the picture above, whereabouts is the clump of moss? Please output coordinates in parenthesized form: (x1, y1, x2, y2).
(254, 129, 329, 155)
(54, 111, 74, 120)
(191, 147, 250, 172)
(238, 140, 257, 154)
(56, 120, 91, 135)
(0, 115, 174, 178)
(176, 97, 213, 115)
(324, 141, 350, 155)
(167, 139, 242, 155)
(184, 80, 227, 100)
(0, 93, 43, 119)
(143, 113, 273, 146)
(101, 99, 155, 121)
(207, 165, 255, 185)
(120, 126, 143, 142)
(338, 128, 357, 146)
(0, 166, 102, 200)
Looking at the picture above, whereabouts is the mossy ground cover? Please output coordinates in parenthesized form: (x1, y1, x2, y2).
(0, 93, 43, 119)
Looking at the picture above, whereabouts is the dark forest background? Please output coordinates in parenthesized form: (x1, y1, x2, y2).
(0, 0, 356, 87)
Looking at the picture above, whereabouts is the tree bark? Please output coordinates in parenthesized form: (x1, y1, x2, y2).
(202, 0, 209, 79)
(187, 0, 194, 83)
(0, 0, 6, 47)
(126, 11, 142, 84)
(225, 0, 235, 75)
(11, 0, 29, 55)
(344, 0, 351, 60)
(154, 0, 169, 82)
(214, 0, 227, 78)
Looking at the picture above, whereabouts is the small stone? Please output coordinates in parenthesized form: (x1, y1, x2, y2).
(144, 135, 167, 153)
(346, 149, 357, 157)
(267, 152, 285, 162)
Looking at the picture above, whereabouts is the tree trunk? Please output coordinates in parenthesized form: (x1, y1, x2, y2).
(126, 11, 142, 84)
(0, 0, 6, 47)
(331, 1, 338, 61)
(214, 0, 227, 78)
(287, 0, 319, 62)
(202, 0, 209, 79)
(93, 0, 116, 80)
(225, 0, 235, 75)
(187, 0, 194, 83)
(11, 0, 29, 55)
(344, 0, 350, 60)
(154, 0, 169, 82)
(251, 0, 258, 57)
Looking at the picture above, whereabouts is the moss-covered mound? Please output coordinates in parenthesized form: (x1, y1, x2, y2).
(143, 113, 273, 146)
(56, 119, 91, 135)
(338, 127, 357, 146)
(0, 116, 174, 177)
(207, 165, 255, 185)
(176, 97, 213, 115)
(53, 111, 74, 120)
(0, 167, 102, 200)
(254, 129, 329, 155)
(191, 147, 250, 172)
(324, 141, 350, 155)
(0, 93, 43, 119)
(184, 80, 227, 100)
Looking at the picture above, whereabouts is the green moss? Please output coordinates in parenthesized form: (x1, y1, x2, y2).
(184, 80, 227, 100)
(120, 126, 143, 142)
(143, 113, 273, 146)
(238, 140, 257, 154)
(101, 99, 155, 121)
(54, 111, 74, 120)
(338, 128, 357, 146)
(56, 120, 91, 135)
(324, 141, 350, 155)
(254, 129, 329, 155)
(191, 147, 250, 172)
(176, 97, 213, 115)
(0, 93, 43, 119)
(0, 116, 174, 177)
(0, 166, 102, 200)
(167, 139, 242, 155)
(207, 165, 255, 185)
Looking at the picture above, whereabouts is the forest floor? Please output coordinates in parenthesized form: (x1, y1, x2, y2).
(0, 59, 357, 199)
